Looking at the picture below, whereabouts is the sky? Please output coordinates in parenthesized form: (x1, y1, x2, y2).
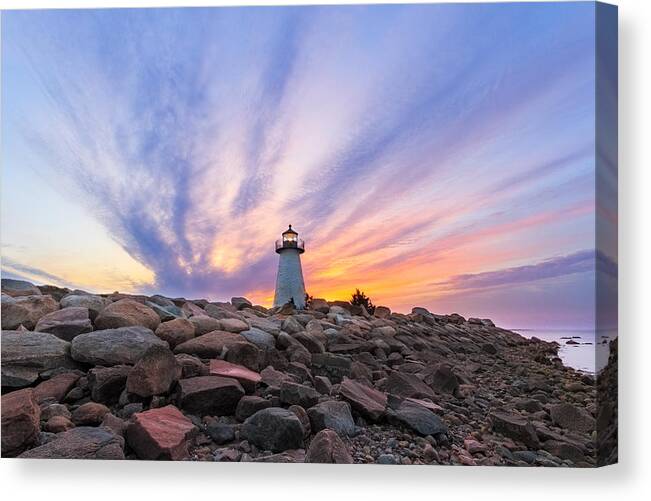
(1, 3, 616, 329)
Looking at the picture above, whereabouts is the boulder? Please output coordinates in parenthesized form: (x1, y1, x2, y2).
(1, 278, 42, 297)
(44, 415, 75, 433)
(34, 307, 93, 341)
(2, 294, 59, 330)
(88, 365, 131, 403)
(33, 372, 80, 404)
(305, 429, 353, 464)
(182, 301, 207, 317)
(374, 306, 391, 319)
(235, 396, 272, 422)
(188, 315, 221, 336)
(260, 366, 292, 387)
(280, 381, 319, 408)
(239, 328, 276, 350)
(1, 331, 75, 388)
(71, 326, 167, 366)
(386, 397, 448, 437)
(230, 297, 252, 310)
(126, 345, 179, 397)
(309, 298, 330, 313)
(219, 318, 249, 333)
(19, 426, 124, 459)
(60, 294, 110, 320)
(1, 388, 41, 457)
(177, 376, 244, 416)
(490, 411, 540, 449)
(175, 354, 208, 379)
(206, 423, 235, 444)
(293, 331, 325, 354)
(174, 330, 252, 359)
(311, 353, 352, 383)
(94, 298, 160, 331)
(126, 405, 196, 460)
(242, 407, 304, 452)
(146, 301, 185, 322)
(307, 400, 356, 437)
(281, 316, 303, 334)
(339, 377, 387, 421)
(154, 318, 195, 348)
(209, 359, 261, 393)
(549, 403, 596, 433)
(71, 402, 110, 426)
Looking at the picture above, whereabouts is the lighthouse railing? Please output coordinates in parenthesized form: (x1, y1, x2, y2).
(275, 238, 305, 251)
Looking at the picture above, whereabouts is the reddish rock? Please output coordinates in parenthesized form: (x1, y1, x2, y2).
(94, 298, 160, 331)
(44, 415, 75, 433)
(33, 372, 80, 404)
(126, 345, 179, 397)
(385, 371, 437, 400)
(71, 402, 110, 426)
(2, 294, 59, 330)
(305, 429, 353, 463)
(1, 388, 41, 457)
(339, 377, 387, 421)
(490, 411, 540, 449)
(182, 301, 207, 317)
(175, 354, 209, 378)
(126, 405, 196, 460)
(219, 318, 249, 333)
(155, 318, 195, 348)
(19, 426, 124, 459)
(549, 403, 596, 433)
(177, 376, 244, 416)
(374, 306, 391, 319)
(209, 359, 261, 393)
(260, 365, 292, 387)
(188, 315, 222, 336)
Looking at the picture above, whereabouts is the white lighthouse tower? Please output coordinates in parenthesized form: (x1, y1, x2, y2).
(273, 225, 306, 309)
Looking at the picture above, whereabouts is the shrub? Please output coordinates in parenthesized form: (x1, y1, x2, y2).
(350, 288, 375, 314)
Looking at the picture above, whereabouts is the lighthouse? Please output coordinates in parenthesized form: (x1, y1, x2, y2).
(273, 225, 306, 309)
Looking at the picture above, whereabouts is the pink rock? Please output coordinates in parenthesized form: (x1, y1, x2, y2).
(126, 405, 196, 460)
(464, 438, 488, 455)
(33, 372, 80, 404)
(209, 359, 261, 393)
(94, 298, 160, 331)
(405, 397, 444, 415)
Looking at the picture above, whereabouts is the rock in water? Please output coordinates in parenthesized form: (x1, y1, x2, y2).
(71, 326, 167, 366)
(242, 407, 304, 452)
(19, 427, 125, 459)
(34, 307, 93, 341)
(94, 298, 160, 331)
(177, 376, 244, 416)
(126, 405, 196, 460)
(126, 345, 179, 397)
(305, 429, 353, 464)
(1, 388, 41, 457)
(1, 330, 75, 388)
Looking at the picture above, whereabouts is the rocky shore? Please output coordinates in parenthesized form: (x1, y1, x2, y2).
(1, 278, 614, 466)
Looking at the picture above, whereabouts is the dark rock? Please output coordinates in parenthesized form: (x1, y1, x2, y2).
(549, 403, 595, 433)
(175, 354, 208, 378)
(177, 376, 244, 416)
(34, 307, 93, 341)
(307, 400, 356, 437)
(1, 278, 42, 297)
(206, 423, 236, 445)
(19, 426, 125, 459)
(235, 395, 271, 422)
(386, 397, 448, 437)
(425, 364, 460, 396)
(44, 415, 75, 433)
(311, 353, 352, 383)
(88, 365, 131, 403)
(231, 297, 252, 310)
(385, 371, 437, 400)
(339, 377, 387, 421)
(280, 381, 319, 408)
(242, 407, 304, 452)
(33, 372, 80, 404)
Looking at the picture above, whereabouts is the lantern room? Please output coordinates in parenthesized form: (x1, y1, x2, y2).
(275, 225, 305, 253)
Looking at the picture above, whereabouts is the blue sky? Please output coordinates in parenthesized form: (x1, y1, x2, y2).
(1, 3, 615, 329)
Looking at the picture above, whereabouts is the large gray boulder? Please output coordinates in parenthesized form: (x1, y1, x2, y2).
(94, 298, 160, 331)
(71, 326, 168, 366)
(242, 407, 304, 452)
(239, 328, 276, 350)
(60, 294, 110, 320)
(1, 331, 75, 388)
(386, 397, 448, 437)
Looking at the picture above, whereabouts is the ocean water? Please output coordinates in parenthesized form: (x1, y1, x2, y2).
(512, 329, 617, 374)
